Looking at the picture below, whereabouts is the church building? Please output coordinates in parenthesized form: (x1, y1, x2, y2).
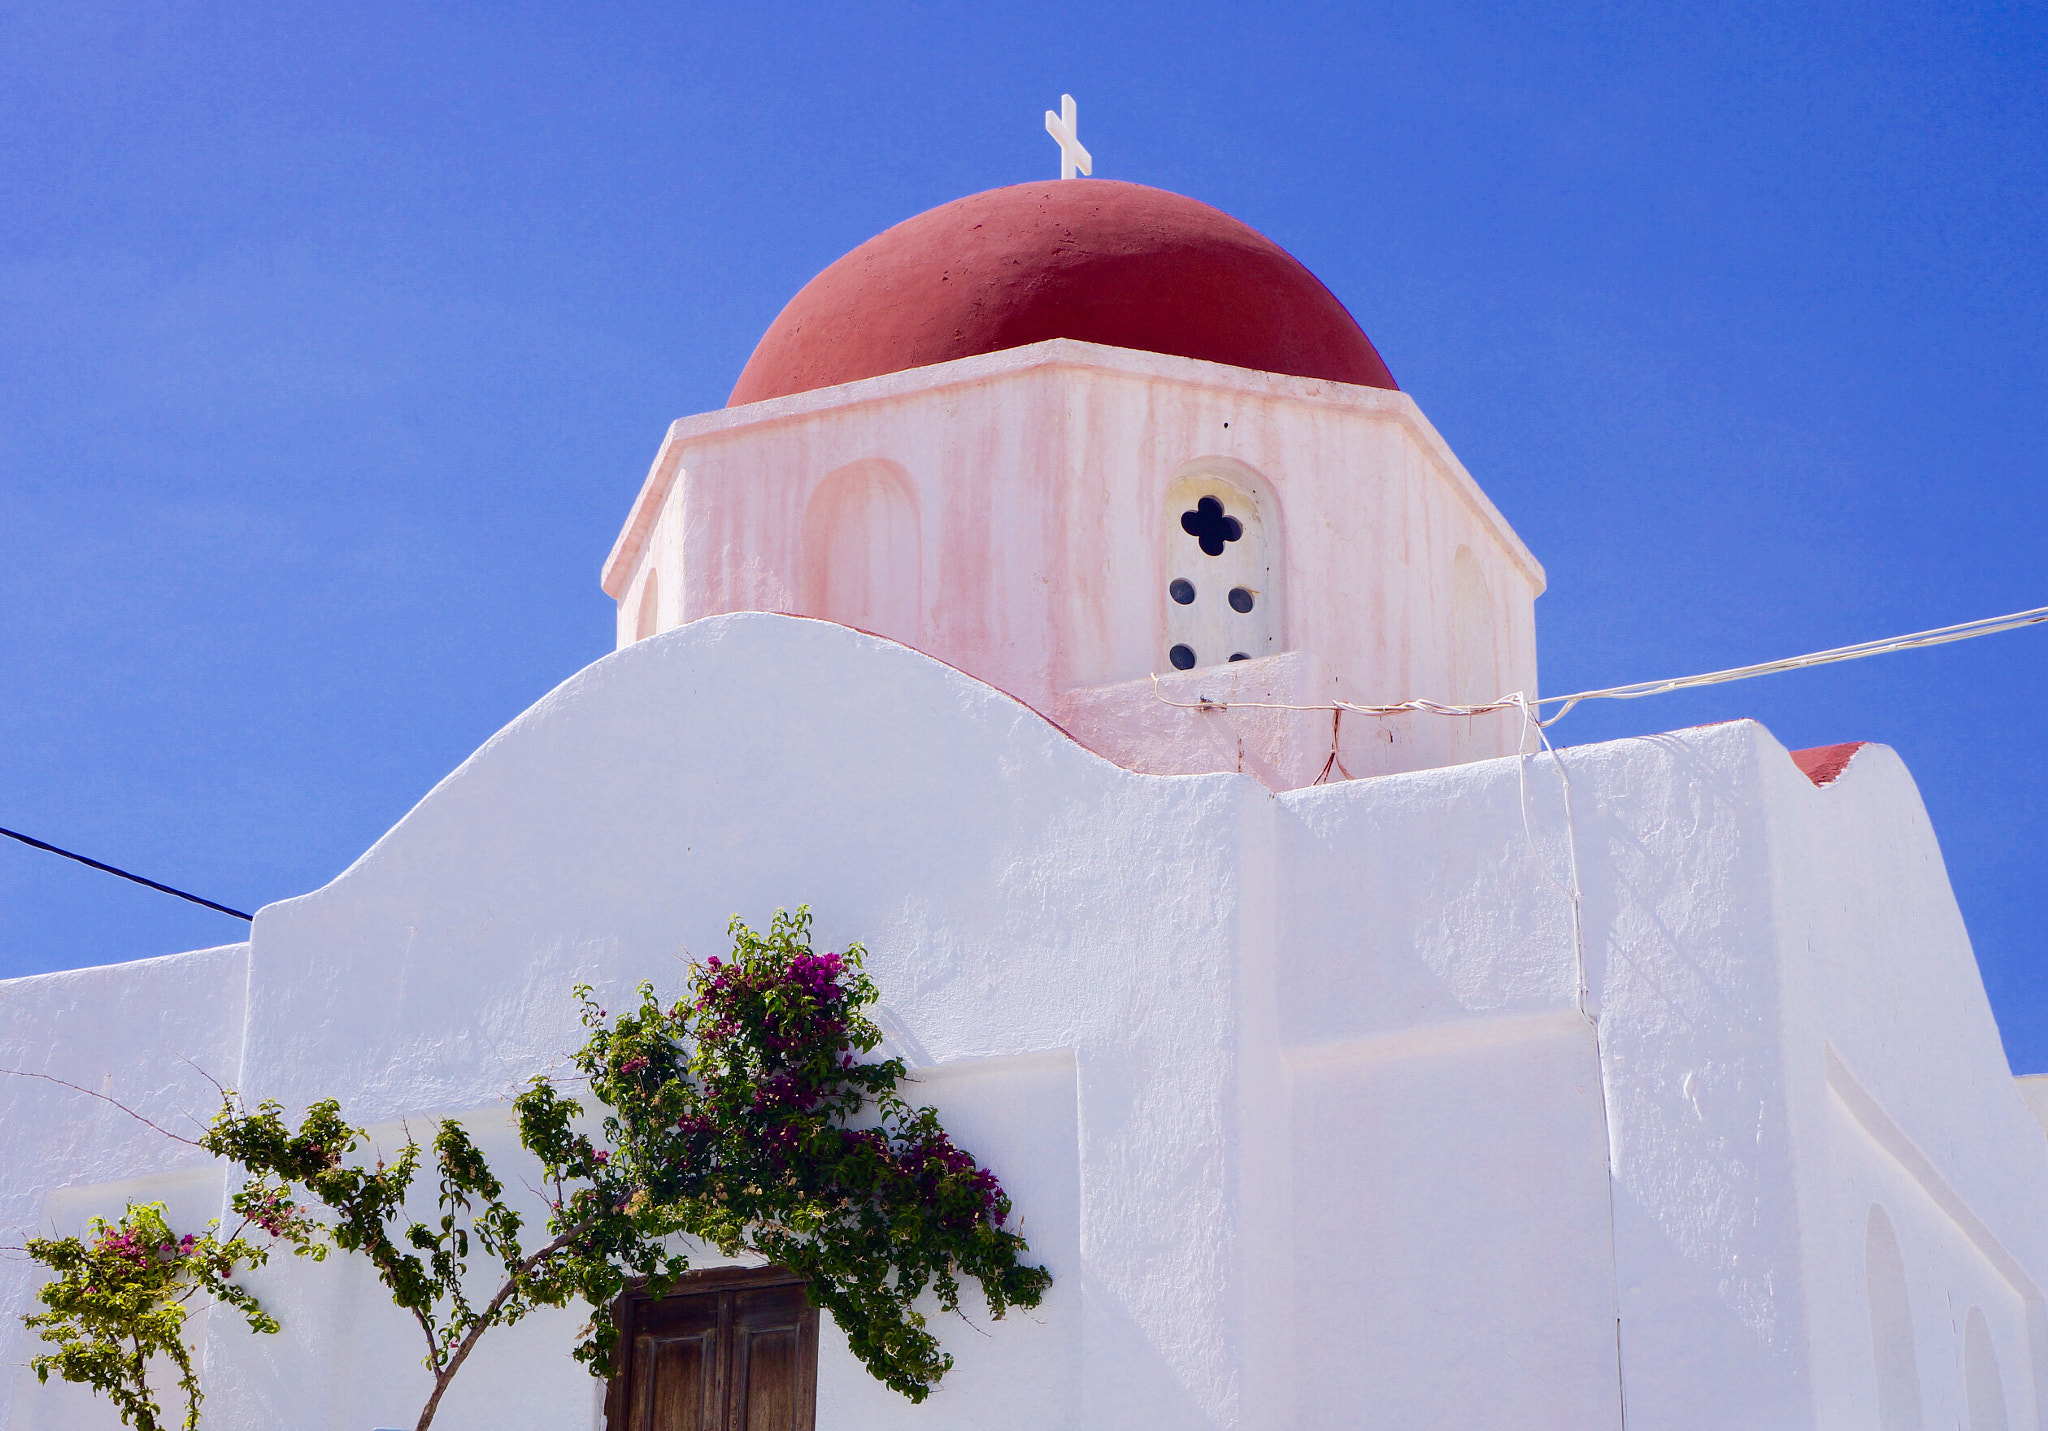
(6, 171, 2048, 1431)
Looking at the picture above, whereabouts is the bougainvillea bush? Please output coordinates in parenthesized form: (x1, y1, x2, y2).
(20, 1200, 299, 1431)
(537, 906, 1052, 1399)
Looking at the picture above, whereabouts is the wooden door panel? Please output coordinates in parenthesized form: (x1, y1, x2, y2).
(730, 1284, 807, 1334)
(637, 1295, 722, 1338)
(734, 1325, 797, 1431)
(728, 1284, 816, 1431)
(634, 1328, 719, 1431)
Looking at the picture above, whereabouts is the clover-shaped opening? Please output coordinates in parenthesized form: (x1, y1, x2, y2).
(1180, 496, 1243, 557)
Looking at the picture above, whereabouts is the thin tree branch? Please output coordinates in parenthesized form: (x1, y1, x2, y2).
(174, 1055, 229, 1100)
(0, 1069, 204, 1147)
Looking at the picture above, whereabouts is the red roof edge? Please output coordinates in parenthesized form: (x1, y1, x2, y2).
(1789, 742, 1870, 788)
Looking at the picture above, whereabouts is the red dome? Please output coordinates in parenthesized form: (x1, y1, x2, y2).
(728, 180, 1397, 406)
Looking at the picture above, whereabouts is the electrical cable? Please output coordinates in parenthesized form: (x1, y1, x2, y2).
(1151, 601, 2048, 727)
(1529, 602, 2048, 724)
(0, 826, 253, 921)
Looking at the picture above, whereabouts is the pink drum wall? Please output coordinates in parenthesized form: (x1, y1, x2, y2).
(604, 338, 1544, 787)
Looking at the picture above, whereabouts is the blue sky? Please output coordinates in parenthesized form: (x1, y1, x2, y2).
(4, 3, 2045, 1061)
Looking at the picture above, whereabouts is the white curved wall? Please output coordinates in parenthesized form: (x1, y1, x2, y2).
(6, 616, 2046, 1431)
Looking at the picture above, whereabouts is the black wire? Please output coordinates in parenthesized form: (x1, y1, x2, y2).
(0, 826, 254, 921)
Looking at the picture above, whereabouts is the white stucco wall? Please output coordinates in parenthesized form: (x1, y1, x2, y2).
(1768, 740, 2048, 1431)
(3, 616, 2040, 1430)
(5, 616, 1265, 1431)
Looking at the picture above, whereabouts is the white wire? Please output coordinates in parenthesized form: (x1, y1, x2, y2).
(1150, 602, 2048, 728)
(1505, 696, 1589, 1008)
(1531, 602, 2048, 723)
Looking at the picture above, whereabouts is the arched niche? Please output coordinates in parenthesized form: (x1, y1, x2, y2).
(799, 460, 923, 648)
(1966, 1306, 2009, 1431)
(634, 570, 660, 642)
(1450, 546, 1499, 706)
(1447, 545, 1504, 763)
(1161, 464, 1281, 673)
(1866, 1204, 1924, 1431)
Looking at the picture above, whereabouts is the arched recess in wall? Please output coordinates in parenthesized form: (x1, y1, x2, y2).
(1450, 547, 1499, 706)
(635, 571, 660, 642)
(1866, 1204, 1924, 1431)
(1965, 1306, 2010, 1431)
(1161, 463, 1281, 673)
(1448, 545, 1501, 764)
(800, 460, 923, 648)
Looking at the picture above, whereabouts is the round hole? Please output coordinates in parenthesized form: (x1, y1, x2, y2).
(1228, 586, 1255, 613)
(1169, 644, 1197, 670)
(1169, 578, 1195, 606)
(1229, 652, 1251, 662)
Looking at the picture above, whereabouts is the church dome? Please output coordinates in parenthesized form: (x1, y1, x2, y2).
(728, 180, 1398, 406)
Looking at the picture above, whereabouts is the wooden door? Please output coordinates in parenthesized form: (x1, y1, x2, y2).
(609, 1269, 817, 1431)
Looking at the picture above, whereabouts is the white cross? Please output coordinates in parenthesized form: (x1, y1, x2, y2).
(1044, 94, 1092, 180)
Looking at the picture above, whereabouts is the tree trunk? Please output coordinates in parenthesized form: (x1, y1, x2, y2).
(414, 1369, 454, 1431)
